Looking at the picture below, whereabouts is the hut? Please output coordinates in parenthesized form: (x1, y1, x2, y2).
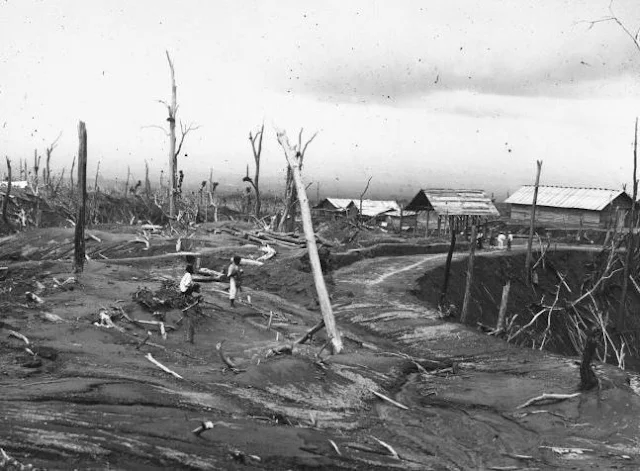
(312, 198, 358, 222)
(505, 186, 632, 229)
(405, 189, 500, 234)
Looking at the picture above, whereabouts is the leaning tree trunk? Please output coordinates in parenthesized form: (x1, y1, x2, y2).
(440, 219, 456, 305)
(74, 121, 88, 273)
(525, 160, 543, 285)
(277, 130, 342, 354)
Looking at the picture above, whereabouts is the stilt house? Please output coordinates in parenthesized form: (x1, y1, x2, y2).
(405, 189, 500, 234)
(505, 186, 632, 229)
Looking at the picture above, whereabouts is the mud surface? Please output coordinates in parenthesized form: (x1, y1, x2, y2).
(1, 228, 640, 469)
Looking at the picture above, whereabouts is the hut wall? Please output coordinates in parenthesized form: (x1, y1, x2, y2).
(510, 204, 602, 227)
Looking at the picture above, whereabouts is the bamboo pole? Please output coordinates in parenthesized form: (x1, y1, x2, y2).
(277, 129, 342, 354)
(460, 224, 477, 324)
(618, 117, 638, 322)
(496, 280, 511, 332)
(74, 121, 88, 273)
(525, 160, 543, 285)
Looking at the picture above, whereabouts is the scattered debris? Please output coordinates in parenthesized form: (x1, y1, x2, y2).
(371, 436, 400, 460)
(145, 353, 183, 379)
(216, 341, 246, 373)
(136, 331, 153, 350)
(41, 311, 65, 323)
(25, 291, 44, 304)
(192, 420, 240, 437)
(328, 439, 341, 456)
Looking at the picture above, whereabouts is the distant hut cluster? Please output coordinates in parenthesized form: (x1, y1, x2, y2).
(505, 186, 632, 230)
(312, 189, 499, 234)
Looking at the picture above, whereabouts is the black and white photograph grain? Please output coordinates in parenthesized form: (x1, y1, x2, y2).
(2, 0, 640, 469)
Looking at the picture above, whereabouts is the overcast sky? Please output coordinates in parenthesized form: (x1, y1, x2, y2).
(2, 0, 640, 200)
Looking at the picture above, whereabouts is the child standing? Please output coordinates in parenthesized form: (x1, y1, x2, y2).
(227, 256, 243, 307)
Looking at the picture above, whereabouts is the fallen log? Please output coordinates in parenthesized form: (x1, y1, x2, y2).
(369, 388, 409, 410)
(516, 392, 581, 409)
(145, 353, 183, 379)
(8, 330, 30, 345)
(295, 319, 325, 345)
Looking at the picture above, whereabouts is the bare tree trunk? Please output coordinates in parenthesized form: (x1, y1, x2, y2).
(618, 118, 638, 322)
(144, 160, 151, 199)
(124, 165, 130, 199)
(69, 155, 76, 192)
(2, 157, 14, 231)
(166, 51, 178, 218)
(246, 124, 264, 218)
(440, 219, 456, 305)
(75, 121, 88, 273)
(460, 225, 477, 324)
(525, 160, 543, 285)
(277, 129, 342, 354)
(496, 280, 511, 332)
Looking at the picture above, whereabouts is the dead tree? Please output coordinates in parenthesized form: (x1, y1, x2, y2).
(44, 132, 62, 190)
(144, 160, 151, 199)
(460, 225, 477, 324)
(525, 160, 543, 285)
(146, 52, 200, 218)
(124, 165, 131, 199)
(358, 176, 373, 222)
(278, 129, 317, 232)
(618, 118, 638, 322)
(2, 157, 14, 231)
(75, 121, 88, 273)
(244, 123, 264, 217)
(580, 328, 599, 390)
(69, 155, 76, 192)
(277, 129, 343, 354)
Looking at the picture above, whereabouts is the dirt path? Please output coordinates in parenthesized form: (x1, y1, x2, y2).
(333, 251, 640, 470)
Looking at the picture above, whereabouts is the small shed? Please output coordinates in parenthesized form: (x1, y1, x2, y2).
(405, 189, 500, 234)
(312, 198, 358, 222)
(505, 186, 632, 229)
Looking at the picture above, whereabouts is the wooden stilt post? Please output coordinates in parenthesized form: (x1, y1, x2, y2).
(74, 121, 88, 273)
(495, 280, 511, 332)
(618, 118, 638, 322)
(525, 160, 543, 285)
(460, 224, 477, 324)
(277, 129, 342, 354)
(440, 216, 456, 305)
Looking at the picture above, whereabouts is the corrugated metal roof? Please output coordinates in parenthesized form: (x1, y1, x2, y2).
(504, 186, 627, 211)
(420, 189, 500, 217)
(322, 198, 355, 211)
(357, 199, 401, 217)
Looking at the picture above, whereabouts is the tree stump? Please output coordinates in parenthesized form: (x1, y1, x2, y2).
(580, 329, 598, 391)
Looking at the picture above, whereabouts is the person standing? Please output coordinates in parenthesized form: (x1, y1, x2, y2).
(507, 231, 513, 251)
(227, 256, 243, 307)
(497, 232, 506, 250)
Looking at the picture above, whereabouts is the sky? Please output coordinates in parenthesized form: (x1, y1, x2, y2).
(1, 0, 640, 201)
